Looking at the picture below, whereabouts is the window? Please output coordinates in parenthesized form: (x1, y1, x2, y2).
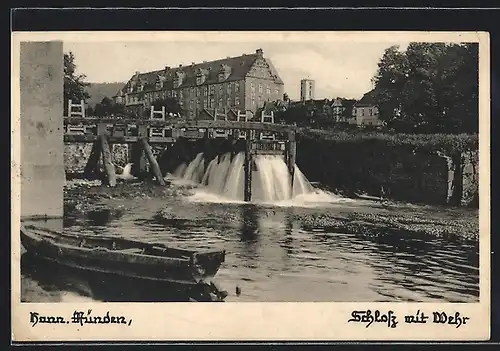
(204, 87, 208, 96)
(203, 100, 208, 108)
(189, 100, 194, 109)
(227, 97, 231, 107)
(252, 98, 255, 106)
(235, 82, 240, 92)
(266, 85, 271, 95)
(167, 90, 172, 98)
(275, 88, 279, 96)
(218, 98, 223, 106)
(210, 85, 215, 94)
(197, 99, 200, 108)
(251, 83, 255, 92)
(235, 97, 240, 106)
(210, 98, 215, 107)
(219, 85, 224, 94)
(258, 96, 262, 106)
(179, 90, 183, 99)
(191, 87, 195, 96)
(227, 84, 231, 94)
(361, 109, 364, 116)
(258, 84, 262, 93)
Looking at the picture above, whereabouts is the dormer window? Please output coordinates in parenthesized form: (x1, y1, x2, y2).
(218, 64, 232, 82)
(174, 71, 185, 88)
(156, 75, 166, 90)
(196, 68, 208, 85)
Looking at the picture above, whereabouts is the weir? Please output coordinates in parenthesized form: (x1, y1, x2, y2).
(64, 109, 298, 202)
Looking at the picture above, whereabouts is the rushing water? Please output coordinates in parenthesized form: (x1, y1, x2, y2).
(20, 154, 480, 303)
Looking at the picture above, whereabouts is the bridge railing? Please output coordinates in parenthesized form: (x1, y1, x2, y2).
(63, 117, 298, 138)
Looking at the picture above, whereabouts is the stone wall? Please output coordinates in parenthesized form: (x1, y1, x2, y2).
(296, 138, 478, 206)
(20, 41, 65, 218)
(63, 143, 167, 174)
(462, 151, 479, 206)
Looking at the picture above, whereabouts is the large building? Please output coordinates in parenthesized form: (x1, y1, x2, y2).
(114, 49, 284, 120)
(351, 90, 383, 127)
(300, 79, 315, 101)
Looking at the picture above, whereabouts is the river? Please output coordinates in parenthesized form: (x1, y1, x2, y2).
(20, 153, 479, 303)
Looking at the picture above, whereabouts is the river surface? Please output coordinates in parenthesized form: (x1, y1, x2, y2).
(21, 185, 479, 303)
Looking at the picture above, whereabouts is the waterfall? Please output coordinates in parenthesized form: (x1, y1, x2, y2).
(116, 163, 136, 180)
(175, 151, 315, 202)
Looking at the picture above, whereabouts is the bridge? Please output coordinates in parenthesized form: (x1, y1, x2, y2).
(63, 112, 297, 202)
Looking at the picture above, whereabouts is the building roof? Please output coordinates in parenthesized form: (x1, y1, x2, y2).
(118, 49, 284, 96)
(354, 89, 377, 107)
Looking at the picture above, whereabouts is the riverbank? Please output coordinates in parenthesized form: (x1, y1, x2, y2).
(64, 179, 479, 243)
(63, 131, 479, 207)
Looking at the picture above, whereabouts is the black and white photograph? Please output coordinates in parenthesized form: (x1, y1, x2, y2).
(12, 29, 490, 341)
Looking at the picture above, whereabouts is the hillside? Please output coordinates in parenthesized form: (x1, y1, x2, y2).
(85, 82, 125, 107)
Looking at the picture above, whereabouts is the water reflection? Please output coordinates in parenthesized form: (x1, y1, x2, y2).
(21, 198, 480, 303)
(21, 254, 194, 302)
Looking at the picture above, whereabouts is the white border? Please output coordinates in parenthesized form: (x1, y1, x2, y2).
(11, 31, 490, 341)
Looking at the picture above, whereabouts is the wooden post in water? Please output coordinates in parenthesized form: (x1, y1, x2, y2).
(287, 130, 296, 193)
(132, 125, 148, 178)
(83, 140, 101, 178)
(140, 138, 165, 186)
(244, 140, 253, 202)
(99, 134, 117, 187)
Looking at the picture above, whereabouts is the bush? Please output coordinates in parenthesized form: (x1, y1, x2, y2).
(298, 129, 478, 155)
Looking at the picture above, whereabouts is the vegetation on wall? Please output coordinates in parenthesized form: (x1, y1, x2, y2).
(299, 129, 479, 155)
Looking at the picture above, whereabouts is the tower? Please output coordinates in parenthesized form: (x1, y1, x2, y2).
(300, 79, 315, 101)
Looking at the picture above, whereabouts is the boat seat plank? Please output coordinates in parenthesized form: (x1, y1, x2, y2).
(117, 248, 145, 254)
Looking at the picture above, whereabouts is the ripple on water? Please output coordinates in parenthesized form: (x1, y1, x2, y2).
(26, 192, 480, 303)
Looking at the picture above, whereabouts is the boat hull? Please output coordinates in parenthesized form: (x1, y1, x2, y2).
(20, 224, 227, 301)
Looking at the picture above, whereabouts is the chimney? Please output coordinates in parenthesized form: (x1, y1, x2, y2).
(165, 66, 171, 71)
(256, 48, 263, 58)
(135, 71, 140, 76)
(179, 64, 183, 67)
(191, 62, 195, 65)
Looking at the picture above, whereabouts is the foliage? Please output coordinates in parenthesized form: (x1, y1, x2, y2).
(372, 42, 479, 133)
(92, 96, 125, 117)
(64, 52, 90, 114)
(299, 128, 478, 155)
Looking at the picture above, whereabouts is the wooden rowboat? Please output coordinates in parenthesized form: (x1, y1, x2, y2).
(20, 224, 227, 301)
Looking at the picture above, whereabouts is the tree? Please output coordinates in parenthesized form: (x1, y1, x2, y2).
(372, 43, 478, 133)
(64, 51, 90, 115)
(94, 96, 125, 118)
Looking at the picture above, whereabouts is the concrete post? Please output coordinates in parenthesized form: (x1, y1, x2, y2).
(20, 41, 64, 218)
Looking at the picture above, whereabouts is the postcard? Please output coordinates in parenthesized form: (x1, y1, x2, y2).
(11, 30, 490, 342)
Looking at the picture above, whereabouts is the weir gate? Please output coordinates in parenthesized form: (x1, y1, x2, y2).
(64, 113, 298, 202)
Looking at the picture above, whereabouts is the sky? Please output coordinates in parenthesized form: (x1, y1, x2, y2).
(64, 40, 410, 100)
